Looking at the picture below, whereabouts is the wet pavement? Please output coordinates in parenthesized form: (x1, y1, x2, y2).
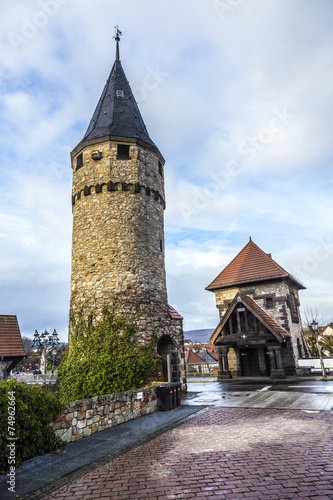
(35, 407, 333, 499)
(4, 378, 333, 499)
(183, 379, 333, 411)
(187, 378, 333, 393)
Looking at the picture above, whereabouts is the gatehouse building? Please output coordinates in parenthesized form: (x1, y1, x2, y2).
(206, 239, 309, 378)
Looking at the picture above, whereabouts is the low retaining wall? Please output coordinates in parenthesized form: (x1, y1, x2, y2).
(51, 386, 159, 443)
(297, 357, 333, 375)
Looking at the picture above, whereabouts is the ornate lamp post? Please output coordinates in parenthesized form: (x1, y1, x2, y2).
(51, 349, 57, 374)
(311, 319, 326, 378)
(32, 329, 60, 375)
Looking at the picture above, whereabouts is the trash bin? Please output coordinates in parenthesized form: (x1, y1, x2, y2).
(175, 382, 181, 407)
(159, 384, 174, 411)
(169, 382, 181, 408)
(171, 384, 178, 408)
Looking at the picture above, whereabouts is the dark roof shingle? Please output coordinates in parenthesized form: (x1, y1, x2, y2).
(0, 315, 26, 357)
(75, 60, 159, 156)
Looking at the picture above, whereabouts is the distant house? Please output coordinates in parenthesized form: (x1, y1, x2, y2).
(319, 325, 333, 337)
(206, 239, 309, 378)
(0, 315, 26, 380)
(196, 351, 217, 363)
(185, 349, 218, 375)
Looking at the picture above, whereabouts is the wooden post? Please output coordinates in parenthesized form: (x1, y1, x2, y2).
(166, 354, 171, 383)
(236, 311, 241, 333)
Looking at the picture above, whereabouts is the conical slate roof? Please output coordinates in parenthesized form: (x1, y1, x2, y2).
(76, 56, 158, 152)
(206, 239, 305, 291)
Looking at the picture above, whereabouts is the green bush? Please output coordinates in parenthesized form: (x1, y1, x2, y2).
(0, 379, 63, 473)
(57, 307, 159, 402)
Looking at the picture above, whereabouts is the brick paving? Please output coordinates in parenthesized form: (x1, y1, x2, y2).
(43, 408, 333, 499)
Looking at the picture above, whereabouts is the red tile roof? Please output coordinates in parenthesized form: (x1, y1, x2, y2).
(0, 315, 26, 357)
(206, 239, 305, 291)
(210, 292, 290, 344)
(168, 305, 183, 320)
(319, 325, 333, 336)
(185, 350, 206, 364)
(184, 343, 216, 350)
(241, 294, 290, 339)
(206, 348, 218, 361)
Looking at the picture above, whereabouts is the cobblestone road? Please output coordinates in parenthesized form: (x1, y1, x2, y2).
(44, 408, 333, 499)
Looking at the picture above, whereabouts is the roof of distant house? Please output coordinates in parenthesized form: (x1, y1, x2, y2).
(0, 315, 26, 357)
(195, 351, 218, 363)
(184, 342, 216, 350)
(319, 325, 333, 337)
(206, 239, 305, 291)
(185, 350, 206, 364)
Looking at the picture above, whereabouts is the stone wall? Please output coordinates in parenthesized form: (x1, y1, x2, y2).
(70, 140, 168, 335)
(51, 386, 159, 443)
(167, 316, 187, 390)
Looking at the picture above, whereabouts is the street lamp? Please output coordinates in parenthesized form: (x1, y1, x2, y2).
(51, 350, 56, 374)
(311, 319, 326, 378)
(32, 329, 60, 375)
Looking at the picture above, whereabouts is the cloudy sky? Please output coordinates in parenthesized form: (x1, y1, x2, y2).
(1, 0, 332, 341)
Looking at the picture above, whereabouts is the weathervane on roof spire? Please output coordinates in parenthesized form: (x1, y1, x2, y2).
(113, 25, 122, 61)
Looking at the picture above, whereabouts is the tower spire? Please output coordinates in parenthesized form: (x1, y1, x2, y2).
(113, 25, 122, 61)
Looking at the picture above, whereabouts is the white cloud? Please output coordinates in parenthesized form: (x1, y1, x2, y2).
(0, 0, 332, 338)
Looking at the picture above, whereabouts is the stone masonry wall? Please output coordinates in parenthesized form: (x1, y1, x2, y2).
(51, 386, 159, 443)
(168, 317, 187, 390)
(70, 141, 168, 338)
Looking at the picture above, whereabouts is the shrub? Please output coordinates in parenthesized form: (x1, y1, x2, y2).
(0, 379, 63, 472)
(57, 307, 159, 402)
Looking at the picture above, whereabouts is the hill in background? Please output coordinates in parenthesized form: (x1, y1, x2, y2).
(183, 329, 214, 343)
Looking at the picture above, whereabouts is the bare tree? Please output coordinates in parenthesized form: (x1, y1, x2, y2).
(302, 306, 333, 357)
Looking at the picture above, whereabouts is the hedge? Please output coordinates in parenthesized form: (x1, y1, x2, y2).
(0, 379, 63, 472)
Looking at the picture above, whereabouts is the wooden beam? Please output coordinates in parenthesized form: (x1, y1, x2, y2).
(229, 317, 233, 335)
(244, 310, 249, 333)
(236, 310, 241, 333)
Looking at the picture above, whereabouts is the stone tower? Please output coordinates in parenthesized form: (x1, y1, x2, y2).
(69, 33, 186, 388)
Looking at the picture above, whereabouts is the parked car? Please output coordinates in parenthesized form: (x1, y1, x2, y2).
(33, 369, 42, 374)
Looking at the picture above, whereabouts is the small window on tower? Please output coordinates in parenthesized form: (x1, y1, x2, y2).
(160, 240, 163, 252)
(116, 90, 124, 99)
(76, 153, 83, 170)
(290, 291, 299, 323)
(117, 144, 130, 159)
(158, 161, 163, 176)
(290, 292, 297, 314)
(266, 297, 274, 308)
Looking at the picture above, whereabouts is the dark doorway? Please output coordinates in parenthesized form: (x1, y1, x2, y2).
(240, 348, 260, 376)
(157, 335, 180, 382)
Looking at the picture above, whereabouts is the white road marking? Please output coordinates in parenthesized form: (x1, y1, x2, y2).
(288, 385, 333, 391)
(258, 386, 272, 391)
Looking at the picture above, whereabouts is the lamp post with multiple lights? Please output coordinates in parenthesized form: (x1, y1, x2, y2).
(32, 329, 60, 375)
(310, 319, 326, 378)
